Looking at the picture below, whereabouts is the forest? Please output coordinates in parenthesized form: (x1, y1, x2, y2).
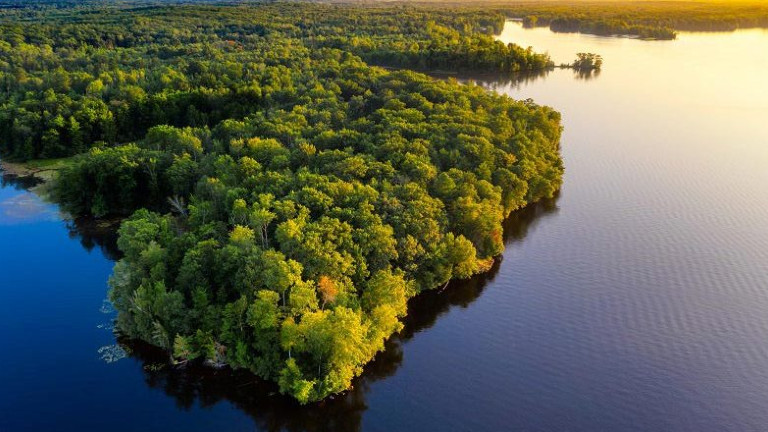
(3, 1, 766, 159)
(0, 3, 553, 161)
(0, 2, 563, 403)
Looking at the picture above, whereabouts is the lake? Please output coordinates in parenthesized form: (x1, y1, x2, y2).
(2, 21, 768, 431)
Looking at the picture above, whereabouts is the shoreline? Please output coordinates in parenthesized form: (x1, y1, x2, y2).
(0, 159, 37, 178)
(107, 195, 556, 403)
(0, 157, 72, 184)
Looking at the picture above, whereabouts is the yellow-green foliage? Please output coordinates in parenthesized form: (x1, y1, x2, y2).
(21, 2, 565, 403)
(0, 3, 553, 162)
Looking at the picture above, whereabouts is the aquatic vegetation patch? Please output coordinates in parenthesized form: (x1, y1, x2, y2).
(98, 344, 128, 364)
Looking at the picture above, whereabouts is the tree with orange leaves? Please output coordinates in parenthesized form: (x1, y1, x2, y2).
(317, 276, 338, 310)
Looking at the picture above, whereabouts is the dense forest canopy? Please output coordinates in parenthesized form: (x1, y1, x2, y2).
(3, 1, 764, 159)
(0, 1, 565, 403)
(0, 3, 553, 161)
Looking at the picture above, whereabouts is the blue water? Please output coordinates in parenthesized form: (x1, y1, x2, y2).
(0, 179, 250, 431)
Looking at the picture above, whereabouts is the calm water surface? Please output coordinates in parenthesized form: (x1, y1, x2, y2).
(2, 22, 768, 431)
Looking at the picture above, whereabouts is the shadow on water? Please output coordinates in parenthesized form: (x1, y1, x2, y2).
(121, 195, 561, 432)
(65, 216, 122, 261)
(429, 68, 554, 92)
(380, 64, 560, 93)
(431, 67, 602, 90)
(572, 68, 601, 81)
(0, 171, 123, 259)
(1, 172, 43, 190)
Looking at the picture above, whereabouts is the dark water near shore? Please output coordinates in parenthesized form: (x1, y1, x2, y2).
(2, 22, 768, 432)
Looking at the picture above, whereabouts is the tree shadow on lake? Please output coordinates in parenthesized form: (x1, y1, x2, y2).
(120, 195, 561, 432)
(572, 68, 602, 81)
(65, 216, 122, 261)
(431, 68, 554, 93)
(0, 170, 123, 259)
(434, 66, 604, 91)
(1, 172, 43, 191)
